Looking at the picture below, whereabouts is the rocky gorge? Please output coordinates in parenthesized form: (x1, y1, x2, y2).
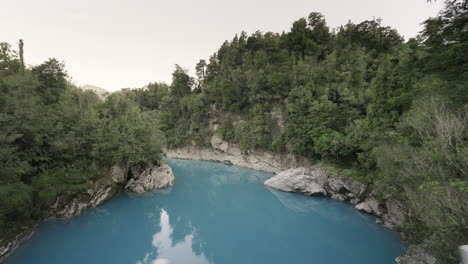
(0, 133, 437, 264)
(0, 163, 175, 263)
(165, 134, 438, 264)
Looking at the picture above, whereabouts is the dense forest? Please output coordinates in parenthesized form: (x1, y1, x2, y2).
(0, 0, 466, 263)
(130, 1, 467, 262)
(0, 46, 164, 240)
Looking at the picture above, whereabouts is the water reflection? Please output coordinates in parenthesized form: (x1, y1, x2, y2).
(5, 158, 405, 264)
(137, 209, 211, 264)
(267, 187, 377, 227)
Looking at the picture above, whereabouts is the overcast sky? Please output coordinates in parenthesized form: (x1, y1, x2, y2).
(1, 0, 444, 91)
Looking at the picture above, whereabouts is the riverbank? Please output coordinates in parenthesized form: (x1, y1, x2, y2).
(0, 163, 174, 263)
(165, 134, 437, 264)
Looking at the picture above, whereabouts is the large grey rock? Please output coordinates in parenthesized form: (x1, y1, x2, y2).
(125, 164, 175, 193)
(355, 196, 383, 216)
(264, 167, 327, 196)
(396, 245, 437, 264)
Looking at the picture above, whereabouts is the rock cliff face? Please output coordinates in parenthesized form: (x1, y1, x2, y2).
(165, 134, 312, 173)
(0, 162, 175, 263)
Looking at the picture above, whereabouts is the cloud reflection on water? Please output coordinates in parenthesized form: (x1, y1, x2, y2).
(137, 209, 211, 264)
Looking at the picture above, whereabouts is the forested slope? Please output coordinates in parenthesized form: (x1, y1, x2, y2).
(0, 46, 164, 241)
(129, 1, 467, 262)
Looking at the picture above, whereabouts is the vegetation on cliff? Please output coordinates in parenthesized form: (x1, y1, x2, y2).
(0, 47, 164, 238)
(0, 0, 466, 262)
(129, 1, 466, 262)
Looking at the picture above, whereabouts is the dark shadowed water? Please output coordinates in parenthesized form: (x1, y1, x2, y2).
(5, 158, 405, 264)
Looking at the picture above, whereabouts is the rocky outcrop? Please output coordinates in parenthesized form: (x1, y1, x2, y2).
(0, 162, 174, 262)
(263, 166, 410, 231)
(264, 166, 367, 203)
(264, 167, 327, 195)
(396, 244, 437, 264)
(355, 196, 383, 216)
(263, 166, 434, 263)
(45, 163, 128, 220)
(125, 164, 175, 194)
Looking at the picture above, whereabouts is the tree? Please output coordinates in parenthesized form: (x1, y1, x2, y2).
(376, 97, 467, 262)
(32, 58, 67, 104)
(0, 42, 21, 77)
(194, 59, 207, 93)
(288, 18, 315, 59)
(19, 39, 25, 72)
(420, 0, 468, 105)
(171, 65, 193, 97)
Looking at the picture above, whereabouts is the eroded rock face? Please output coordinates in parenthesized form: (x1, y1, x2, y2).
(264, 165, 410, 234)
(165, 134, 312, 173)
(396, 245, 437, 264)
(0, 163, 129, 262)
(46, 163, 128, 220)
(326, 175, 366, 197)
(125, 164, 175, 194)
(355, 197, 383, 216)
(264, 167, 327, 196)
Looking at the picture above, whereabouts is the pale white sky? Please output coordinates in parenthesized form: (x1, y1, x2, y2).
(1, 0, 444, 91)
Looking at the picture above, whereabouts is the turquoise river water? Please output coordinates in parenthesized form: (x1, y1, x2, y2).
(5, 158, 405, 264)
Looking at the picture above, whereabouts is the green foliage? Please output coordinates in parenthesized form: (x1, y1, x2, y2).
(336, 18, 403, 53)
(219, 118, 235, 141)
(376, 97, 467, 262)
(130, 6, 466, 262)
(97, 92, 164, 166)
(0, 182, 32, 221)
(171, 65, 193, 97)
(32, 168, 93, 211)
(420, 0, 468, 106)
(1, 2, 467, 261)
(0, 42, 164, 235)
